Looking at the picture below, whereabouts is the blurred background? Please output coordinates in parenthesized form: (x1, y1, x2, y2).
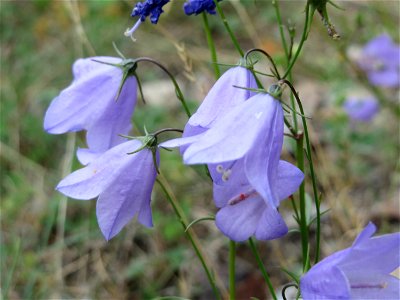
(1, 0, 399, 299)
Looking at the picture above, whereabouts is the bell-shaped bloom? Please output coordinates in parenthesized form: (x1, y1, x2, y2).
(300, 223, 400, 299)
(162, 93, 284, 208)
(179, 65, 257, 153)
(343, 97, 379, 122)
(44, 57, 137, 155)
(212, 159, 304, 242)
(186, 66, 257, 132)
(183, 0, 222, 16)
(358, 34, 400, 88)
(125, 0, 170, 38)
(56, 139, 158, 241)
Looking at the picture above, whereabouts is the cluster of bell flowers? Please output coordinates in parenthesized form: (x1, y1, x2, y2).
(43, 0, 399, 296)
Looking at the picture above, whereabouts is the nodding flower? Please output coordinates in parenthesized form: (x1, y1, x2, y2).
(57, 139, 159, 241)
(358, 34, 400, 88)
(125, 0, 170, 40)
(43, 57, 137, 163)
(300, 223, 400, 299)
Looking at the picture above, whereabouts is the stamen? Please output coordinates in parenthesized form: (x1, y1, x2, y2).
(216, 165, 224, 173)
(124, 19, 142, 41)
(228, 189, 258, 205)
(222, 169, 232, 182)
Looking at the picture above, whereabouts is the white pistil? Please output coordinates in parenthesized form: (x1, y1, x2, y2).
(124, 19, 142, 41)
(350, 282, 388, 289)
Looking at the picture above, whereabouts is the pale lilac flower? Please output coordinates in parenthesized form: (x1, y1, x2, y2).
(44, 57, 137, 156)
(212, 159, 303, 242)
(359, 34, 400, 88)
(162, 93, 284, 208)
(181, 66, 257, 148)
(300, 223, 400, 299)
(57, 139, 158, 240)
(183, 0, 222, 16)
(343, 97, 379, 122)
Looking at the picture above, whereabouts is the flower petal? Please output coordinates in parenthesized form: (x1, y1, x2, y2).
(300, 266, 351, 300)
(96, 148, 157, 240)
(183, 93, 277, 164)
(254, 206, 288, 240)
(188, 66, 257, 129)
(56, 140, 142, 200)
(244, 97, 283, 207)
(215, 195, 264, 242)
(275, 160, 304, 201)
(86, 75, 137, 152)
(44, 57, 133, 141)
(76, 147, 103, 165)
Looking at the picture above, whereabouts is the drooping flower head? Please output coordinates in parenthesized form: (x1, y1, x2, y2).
(300, 223, 400, 299)
(44, 57, 137, 158)
(358, 34, 400, 88)
(125, 0, 170, 39)
(343, 97, 379, 122)
(212, 159, 303, 242)
(162, 92, 285, 208)
(183, 65, 258, 139)
(57, 139, 159, 240)
(183, 0, 222, 16)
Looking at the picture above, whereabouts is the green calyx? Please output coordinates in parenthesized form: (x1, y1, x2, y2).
(126, 130, 160, 174)
(268, 84, 283, 99)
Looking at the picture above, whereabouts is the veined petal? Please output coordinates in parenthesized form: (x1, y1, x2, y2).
(254, 206, 288, 240)
(86, 75, 137, 152)
(96, 148, 158, 240)
(44, 57, 125, 135)
(183, 93, 277, 164)
(300, 266, 351, 300)
(215, 195, 265, 242)
(159, 130, 206, 148)
(56, 140, 142, 200)
(275, 160, 304, 201)
(245, 97, 284, 207)
(76, 148, 103, 165)
(188, 66, 257, 129)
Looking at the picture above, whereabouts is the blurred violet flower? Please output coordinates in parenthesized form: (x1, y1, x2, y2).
(182, 66, 257, 139)
(300, 222, 400, 299)
(358, 34, 400, 88)
(162, 93, 285, 208)
(343, 97, 379, 122)
(212, 159, 303, 242)
(183, 0, 222, 16)
(44, 57, 137, 160)
(125, 0, 170, 39)
(57, 139, 158, 240)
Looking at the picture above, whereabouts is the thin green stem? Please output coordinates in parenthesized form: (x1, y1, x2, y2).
(280, 79, 321, 267)
(272, 0, 289, 58)
(213, 0, 244, 57)
(229, 240, 236, 300)
(156, 173, 222, 300)
(136, 57, 192, 118)
(282, 3, 312, 79)
(273, 0, 299, 132)
(248, 238, 278, 300)
(202, 12, 221, 79)
(296, 133, 309, 271)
